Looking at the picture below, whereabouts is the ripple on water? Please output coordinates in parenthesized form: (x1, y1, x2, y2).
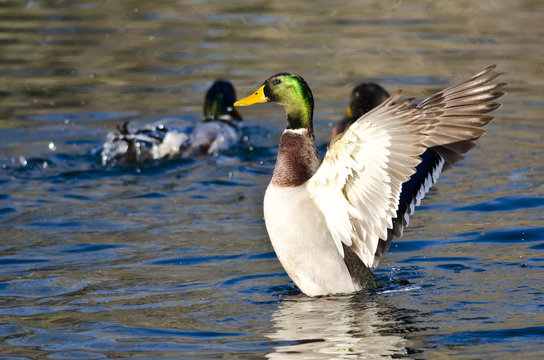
(0, 242, 129, 278)
(151, 253, 245, 266)
(455, 227, 543, 244)
(4, 321, 259, 358)
(388, 240, 436, 253)
(429, 325, 544, 346)
(0, 257, 50, 275)
(529, 243, 544, 251)
(61, 243, 120, 254)
(456, 195, 544, 212)
(126, 192, 168, 199)
(401, 256, 477, 264)
(0, 276, 91, 303)
(399, 256, 476, 274)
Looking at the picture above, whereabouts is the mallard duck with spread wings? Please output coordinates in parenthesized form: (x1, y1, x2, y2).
(234, 66, 506, 296)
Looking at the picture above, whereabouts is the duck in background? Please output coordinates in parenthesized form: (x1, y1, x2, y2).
(101, 80, 243, 166)
(234, 66, 505, 296)
(331, 82, 390, 139)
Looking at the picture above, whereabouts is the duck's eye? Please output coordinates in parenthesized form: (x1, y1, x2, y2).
(272, 79, 281, 85)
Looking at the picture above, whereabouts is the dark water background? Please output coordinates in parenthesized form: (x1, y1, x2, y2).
(1, 0, 543, 358)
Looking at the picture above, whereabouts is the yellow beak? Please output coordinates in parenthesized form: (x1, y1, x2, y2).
(344, 106, 352, 118)
(234, 85, 269, 106)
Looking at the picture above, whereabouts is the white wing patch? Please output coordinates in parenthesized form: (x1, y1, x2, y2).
(308, 121, 393, 259)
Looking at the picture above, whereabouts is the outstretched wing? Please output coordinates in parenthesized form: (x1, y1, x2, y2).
(373, 140, 479, 266)
(306, 66, 506, 268)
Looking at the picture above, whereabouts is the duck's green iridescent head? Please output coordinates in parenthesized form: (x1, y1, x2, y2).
(235, 73, 314, 131)
(203, 80, 242, 122)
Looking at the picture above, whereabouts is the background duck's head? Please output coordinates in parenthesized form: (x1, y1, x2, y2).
(347, 83, 390, 120)
(331, 82, 390, 138)
(235, 73, 314, 131)
(203, 80, 242, 122)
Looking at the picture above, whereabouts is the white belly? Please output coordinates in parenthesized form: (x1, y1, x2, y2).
(263, 184, 360, 296)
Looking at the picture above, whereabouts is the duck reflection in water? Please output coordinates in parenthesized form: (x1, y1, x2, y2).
(266, 294, 414, 359)
(101, 80, 243, 166)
